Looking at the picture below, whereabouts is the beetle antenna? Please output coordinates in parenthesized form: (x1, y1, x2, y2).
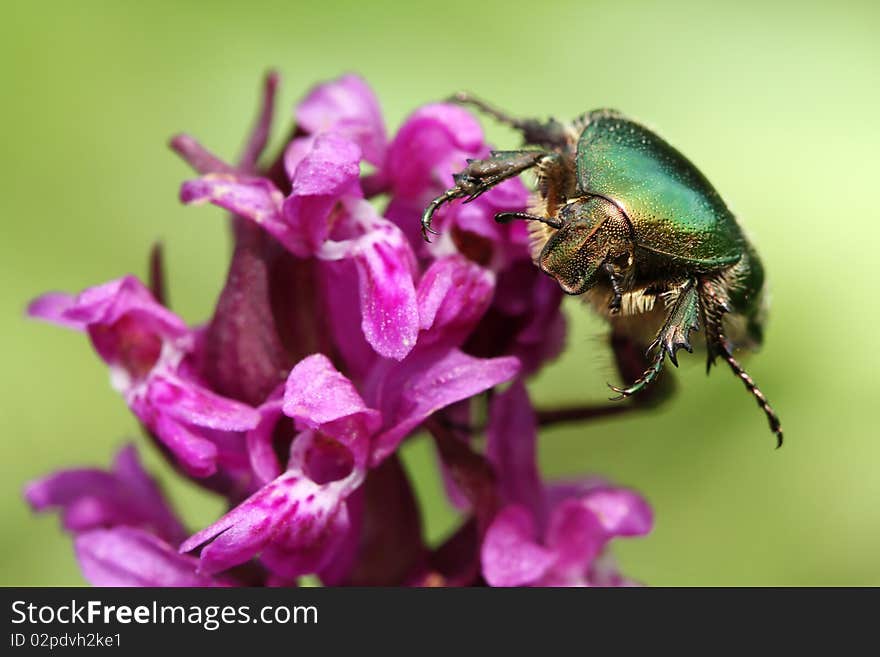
(494, 212, 563, 230)
(721, 347, 783, 448)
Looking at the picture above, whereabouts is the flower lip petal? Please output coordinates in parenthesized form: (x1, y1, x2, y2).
(481, 505, 555, 587)
(181, 466, 355, 579)
(582, 487, 654, 537)
(544, 498, 606, 581)
(283, 354, 381, 439)
(281, 133, 363, 256)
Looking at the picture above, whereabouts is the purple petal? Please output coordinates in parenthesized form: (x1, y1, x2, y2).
(26, 292, 83, 329)
(76, 528, 227, 587)
(541, 488, 650, 586)
(281, 133, 363, 256)
(259, 498, 351, 580)
(296, 74, 387, 166)
(25, 470, 118, 526)
(370, 349, 520, 465)
(486, 381, 544, 522)
(58, 276, 187, 339)
(582, 487, 654, 537)
(182, 452, 358, 578)
(149, 411, 219, 478)
(385, 103, 485, 203)
(283, 136, 316, 179)
(416, 255, 494, 350)
(544, 498, 606, 583)
(348, 217, 419, 361)
(283, 354, 381, 451)
(316, 489, 363, 586)
(317, 260, 377, 381)
(180, 174, 291, 246)
(24, 445, 185, 543)
(246, 389, 286, 484)
(481, 505, 554, 587)
(147, 372, 260, 432)
(110, 445, 187, 544)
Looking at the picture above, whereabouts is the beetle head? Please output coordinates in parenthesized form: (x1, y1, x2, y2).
(539, 196, 632, 295)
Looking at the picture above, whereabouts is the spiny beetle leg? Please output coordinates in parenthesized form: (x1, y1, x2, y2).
(610, 331, 676, 409)
(719, 346, 784, 447)
(602, 262, 625, 315)
(608, 351, 665, 400)
(699, 278, 784, 447)
(608, 278, 700, 399)
(421, 150, 549, 241)
(447, 92, 571, 150)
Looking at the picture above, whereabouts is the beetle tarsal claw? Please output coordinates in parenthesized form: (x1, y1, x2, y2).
(608, 349, 667, 401)
(421, 189, 463, 241)
(607, 383, 633, 402)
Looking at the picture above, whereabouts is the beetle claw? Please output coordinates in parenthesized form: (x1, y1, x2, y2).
(607, 382, 632, 401)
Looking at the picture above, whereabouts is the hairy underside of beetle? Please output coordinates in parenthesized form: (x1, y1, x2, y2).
(526, 190, 762, 354)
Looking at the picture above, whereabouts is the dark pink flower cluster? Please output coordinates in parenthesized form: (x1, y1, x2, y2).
(26, 73, 651, 586)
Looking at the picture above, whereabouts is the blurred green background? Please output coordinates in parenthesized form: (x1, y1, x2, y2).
(2, 0, 878, 586)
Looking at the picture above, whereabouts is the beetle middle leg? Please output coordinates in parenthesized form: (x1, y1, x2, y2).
(421, 150, 554, 240)
(534, 331, 677, 428)
(602, 261, 626, 314)
(609, 278, 701, 399)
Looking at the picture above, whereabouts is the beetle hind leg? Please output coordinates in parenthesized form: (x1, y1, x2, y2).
(700, 278, 783, 447)
(719, 347, 784, 447)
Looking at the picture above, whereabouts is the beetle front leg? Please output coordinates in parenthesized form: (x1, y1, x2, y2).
(421, 150, 550, 240)
(609, 278, 701, 399)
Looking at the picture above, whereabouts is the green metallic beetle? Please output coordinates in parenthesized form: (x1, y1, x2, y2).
(421, 93, 783, 446)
